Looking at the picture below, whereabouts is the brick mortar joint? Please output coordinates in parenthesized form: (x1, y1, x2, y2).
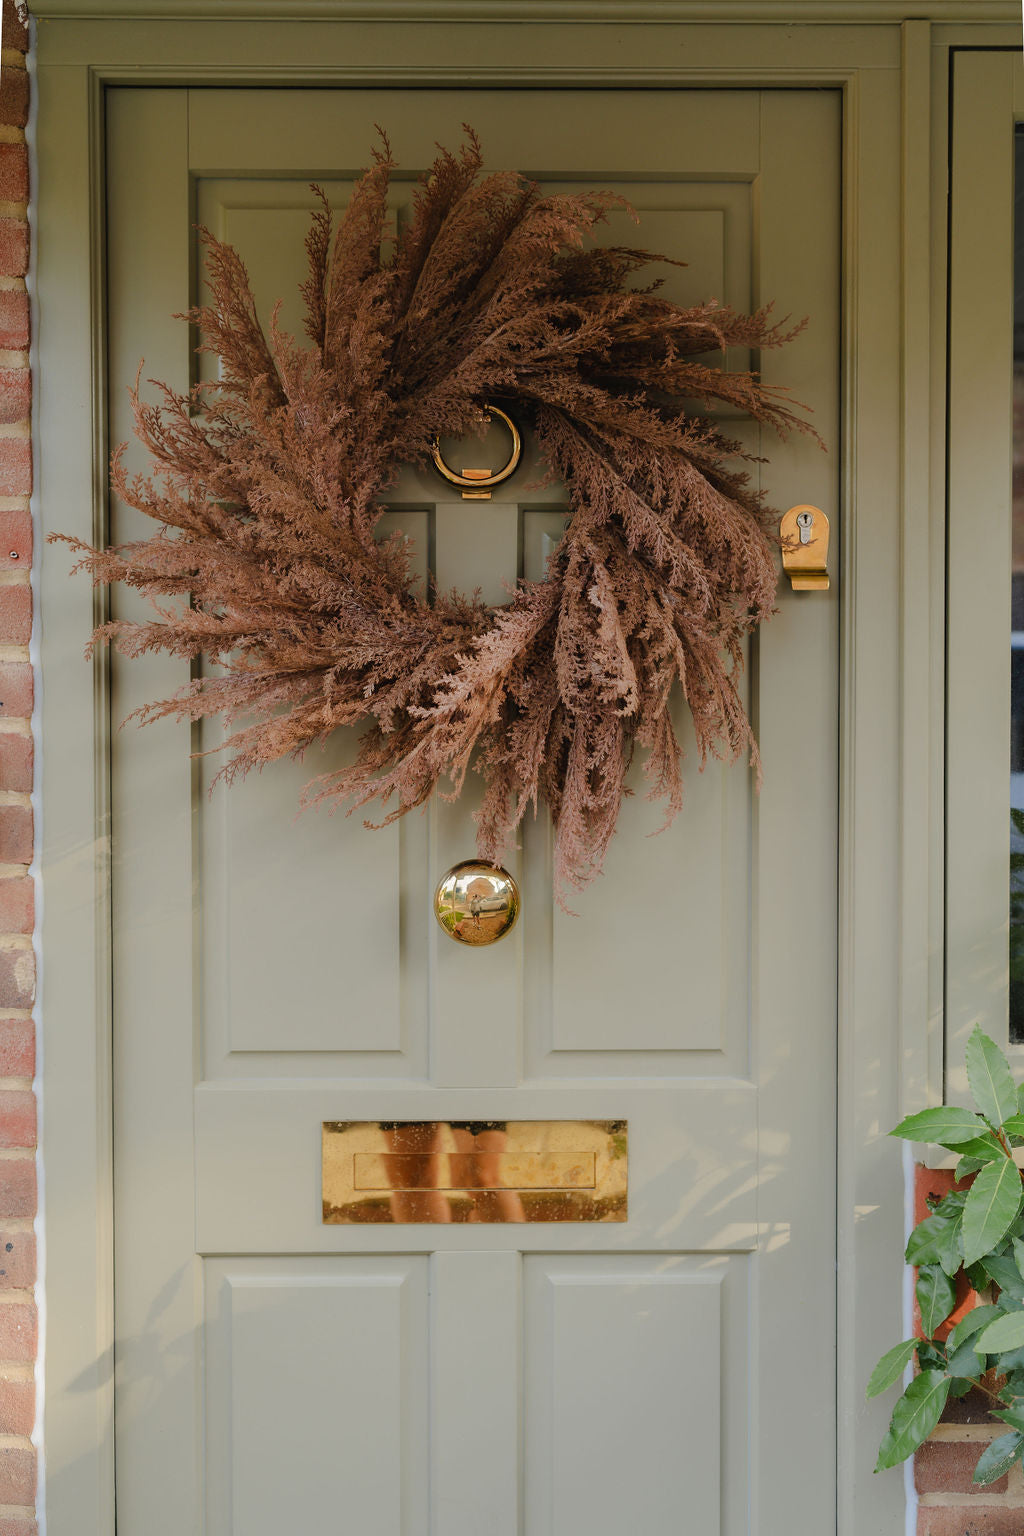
(919, 1493, 1024, 1507)
(929, 1426, 1006, 1442)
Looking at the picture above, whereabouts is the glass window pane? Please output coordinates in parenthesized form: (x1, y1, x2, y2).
(1009, 125, 1024, 1041)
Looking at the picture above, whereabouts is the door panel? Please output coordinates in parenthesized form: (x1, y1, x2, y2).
(204, 1259, 430, 1536)
(523, 1256, 728, 1536)
(107, 85, 840, 1534)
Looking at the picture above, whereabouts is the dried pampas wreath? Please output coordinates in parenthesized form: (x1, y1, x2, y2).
(54, 130, 816, 904)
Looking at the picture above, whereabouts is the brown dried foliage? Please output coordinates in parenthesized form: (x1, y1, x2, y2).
(54, 130, 816, 902)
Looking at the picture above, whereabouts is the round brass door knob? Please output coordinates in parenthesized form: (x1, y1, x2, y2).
(433, 861, 521, 946)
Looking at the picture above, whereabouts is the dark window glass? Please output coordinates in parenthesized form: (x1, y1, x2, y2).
(1009, 126, 1024, 1040)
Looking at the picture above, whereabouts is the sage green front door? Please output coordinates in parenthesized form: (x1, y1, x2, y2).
(106, 86, 839, 1535)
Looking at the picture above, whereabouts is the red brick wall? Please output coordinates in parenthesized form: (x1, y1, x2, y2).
(0, 5, 37, 1533)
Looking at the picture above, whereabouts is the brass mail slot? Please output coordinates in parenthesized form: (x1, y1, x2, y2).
(322, 1120, 627, 1224)
(353, 1150, 597, 1192)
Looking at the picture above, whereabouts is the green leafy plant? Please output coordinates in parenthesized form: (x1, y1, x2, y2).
(870, 1026, 1024, 1481)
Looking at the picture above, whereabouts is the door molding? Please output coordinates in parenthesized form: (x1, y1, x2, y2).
(27, 1, 1021, 23)
(35, 14, 1016, 1534)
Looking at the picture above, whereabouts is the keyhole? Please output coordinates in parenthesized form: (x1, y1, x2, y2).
(796, 511, 815, 545)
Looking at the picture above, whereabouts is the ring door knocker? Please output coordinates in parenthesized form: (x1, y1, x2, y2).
(430, 404, 522, 501)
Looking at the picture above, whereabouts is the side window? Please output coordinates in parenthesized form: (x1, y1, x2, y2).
(946, 51, 1023, 1078)
(1011, 124, 1024, 1041)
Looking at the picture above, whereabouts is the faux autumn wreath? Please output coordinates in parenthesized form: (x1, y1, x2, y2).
(56, 130, 815, 901)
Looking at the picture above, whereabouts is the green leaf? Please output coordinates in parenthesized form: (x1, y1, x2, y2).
(962, 1158, 1024, 1268)
(947, 1135, 1006, 1161)
(967, 1027, 1019, 1128)
(931, 1190, 969, 1216)
(916, 1265, 957, 1335)
(890, 1107, 993, 1146)
(949, 1376, 975, 1397)
(947, 1306, 1004, 1352)
(967, 1259, 994, 1291)
(973, 1431, 1024, 1484)
(952, 1136, 1006, 1161)
(984, 1253, 1024, 1301)
(906, 1214, 963, 1276)
(1018, 1079, 1024, 1117)
(977, 1310, 1024, 1353)
(946, 1339, 984, 1378)
(1014, 1237, 1024, 1280)
(915, 1339, 946, 1371)
(1003, 1116, 1024, 1140)
(995, 1404, 1024, 1432)
(875, 1373, 951, 1471)
(866, 1339, 917, 1399)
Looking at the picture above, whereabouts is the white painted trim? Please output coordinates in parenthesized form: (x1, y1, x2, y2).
(897, 19, 943, 1118)
(36, 49, 114, 1536)
(24, 19, 47, 1533)
(25, 0, 1022, 22)
(834, 54, 912, 1534)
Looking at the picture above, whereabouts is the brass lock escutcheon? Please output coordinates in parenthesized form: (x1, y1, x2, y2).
(430, 405, 522, 500)
(781, 504, 830, 591)
(433, 860, 520, 945)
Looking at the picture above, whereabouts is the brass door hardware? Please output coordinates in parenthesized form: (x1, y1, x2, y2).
(322, 1119, 628, 1223)
(781, 504, 830, 591)
(430, 404, 522, 499)
(433, 861, 520, 945)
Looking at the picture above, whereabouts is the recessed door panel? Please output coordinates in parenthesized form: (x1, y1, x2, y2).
(199, 509, 431, 1074)
(203, 1259, 429, 1536)
(524, 1256, 730, 1536)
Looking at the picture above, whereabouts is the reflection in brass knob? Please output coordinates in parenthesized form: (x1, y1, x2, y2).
(433, 861, 521, 946)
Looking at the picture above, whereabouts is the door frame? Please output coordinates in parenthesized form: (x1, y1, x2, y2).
(33, 8, 1018, 1533)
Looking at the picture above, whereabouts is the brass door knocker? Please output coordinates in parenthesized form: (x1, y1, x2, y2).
(430, 405, 522, 499)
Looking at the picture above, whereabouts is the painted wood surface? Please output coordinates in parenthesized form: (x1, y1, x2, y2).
(103, 82, 840, 1535)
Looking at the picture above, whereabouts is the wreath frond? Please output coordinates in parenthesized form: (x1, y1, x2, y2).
(51, 130, 820, 904)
